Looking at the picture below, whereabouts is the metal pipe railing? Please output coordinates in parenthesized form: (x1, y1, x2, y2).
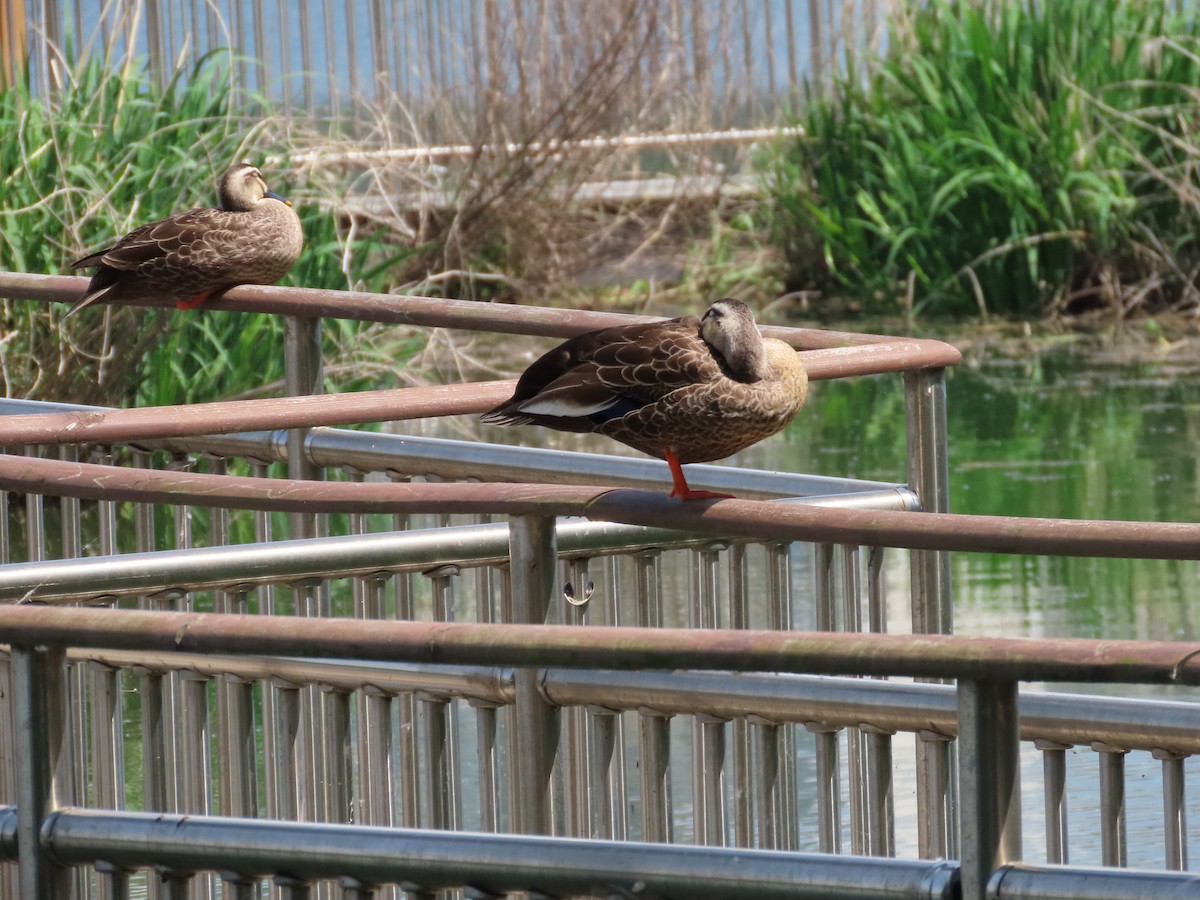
(51, 645, 1200, 757)
(2, 605, 1199, 685)
(0, 494, 912, 604)
(0, 272, 963, 364)
(3, 452, 1200, 559)
(4, 613, 1200, 899)
(33, 807, 963, 900)
(1, 396, 912, 500)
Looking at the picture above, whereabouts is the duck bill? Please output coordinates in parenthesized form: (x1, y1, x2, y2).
(266, 190, 293, 207)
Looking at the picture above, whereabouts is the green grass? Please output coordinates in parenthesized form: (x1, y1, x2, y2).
(766, 0, 1200, 319)
(0, 53, 414, 407)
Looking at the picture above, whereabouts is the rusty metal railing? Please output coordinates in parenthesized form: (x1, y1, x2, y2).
(9, 273, 1193, 898)
(1, 453, 1197, 559)
(2, 606, 1199, 899)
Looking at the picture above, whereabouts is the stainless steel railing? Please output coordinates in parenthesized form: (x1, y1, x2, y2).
(2, 607, 1200, 899)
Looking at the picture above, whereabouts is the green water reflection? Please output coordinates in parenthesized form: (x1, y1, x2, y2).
(774, 341, 1200, 643)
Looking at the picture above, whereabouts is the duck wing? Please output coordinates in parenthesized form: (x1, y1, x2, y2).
(72, 207, 233, 274)
(483, 316, 719, 427)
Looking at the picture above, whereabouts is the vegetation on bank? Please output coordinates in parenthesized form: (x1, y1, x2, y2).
(6, 0, 1200, 408)
(768, 0, 1200, 319)
(0, 54, 409, 407)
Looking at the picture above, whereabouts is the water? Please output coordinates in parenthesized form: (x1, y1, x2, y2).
(464, 328, 1200, 866)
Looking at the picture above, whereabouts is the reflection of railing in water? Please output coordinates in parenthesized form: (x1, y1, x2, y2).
(2, 273, 1196, 898)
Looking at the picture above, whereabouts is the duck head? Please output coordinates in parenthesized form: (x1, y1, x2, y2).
(218, 162, 293, 211)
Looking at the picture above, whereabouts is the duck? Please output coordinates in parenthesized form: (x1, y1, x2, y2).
(66, 162, 303, 317)
(482, 298, 809, 500)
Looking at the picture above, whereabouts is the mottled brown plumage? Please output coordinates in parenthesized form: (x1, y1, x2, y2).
(482, 298, 809, 499)
(67, 162, 303, 316)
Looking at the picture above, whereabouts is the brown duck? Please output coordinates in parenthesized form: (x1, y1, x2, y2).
(67, 162, 303, 317)
(482, 298, 809, 500)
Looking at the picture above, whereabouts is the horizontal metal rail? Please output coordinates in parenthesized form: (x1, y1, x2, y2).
(14, 807, 961, 899)
(0, 493, 911, 603)
(2, 453, 1200, 559)
(281, 126, 809, 166)
(1, 606, 1199, 685)
(0, 382, 514, 446)
(987, 864, 1200, 900)
(0, 494, 907, 607)
(40, 645, 1200, 755)
(0, 396, 910, 499)
(0, 272, 963, 365)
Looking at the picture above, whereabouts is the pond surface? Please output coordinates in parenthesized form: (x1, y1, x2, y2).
(464, 327, 1200, 866)
(740, 332, 1200, 865)
(793, 334, 1200, 645)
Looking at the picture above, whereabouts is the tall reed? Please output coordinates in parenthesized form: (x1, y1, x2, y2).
(0, 53, 407, 406)
(768, 0, 1200, 319)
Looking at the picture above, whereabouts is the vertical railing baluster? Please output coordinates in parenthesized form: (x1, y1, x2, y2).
(179, 669, 215, 900)
(295, 579, 330, 826)
(361, 686, 395, 828)
(690, 542, 727, 847)
(563, 556, 592, 837)
(220, 666, 259, 820)
(220, 872, 261, 900)
(1155, 749, 1188, 870)
(696, 713, 728, 847)
(23, 446, 45, 563)
(424, 566, 463, 832)
(276, 874, 312, 900)
(812, 542, 842, 853)
(905, 368, 955, 861)
(840, 544, 868, 855)
(634, 550, 672, 844)
(1037, 739, 1070, 865)
(728, 544, 754, 848)
(322, 685, 353, 826)
(600, 553, 628, 841)
(863, 726, 896, 857)
(96, 862, 131, 900)
(958, 679, 1021, 900)
(0, 649, 18, 898)
(473, 563, 502, 835)
(389, 486, 421, 832)
(87, 660, 125, 812)
(70, 447, 94, 900)
(0, 455, 9, 565)
(13, 645, 71, 898)
(283, 314, 323, 542)
(766, 541, 798, 850)
(274, 680, 303, 823)
(1094, 742, 1128, 867)
(588, 706, 619, 839)
(138, 665, 168, 812)
(809, 724, 842, 853)
(508, 516, 560, 836)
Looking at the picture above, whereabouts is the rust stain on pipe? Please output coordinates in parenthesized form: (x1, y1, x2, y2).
(0, 381, 517, 445)
(584, 492, 1200, 561)
(0, 271, 961, 362)
(1, 605, 1198, 685)
(1, 454, 1198, 559)
(0, 453, 606, 516)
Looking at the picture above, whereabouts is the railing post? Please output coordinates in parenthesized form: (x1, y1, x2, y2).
(508, 515, 560, 835)
(13, 645, 72, 899)
(284, 314, 323, 540)
(958, 678, 1021, 900)
(904, 367, 953, 624)
(905, 367, 955, 860)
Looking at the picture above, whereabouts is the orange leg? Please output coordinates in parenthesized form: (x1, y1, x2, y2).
(176, 289, 218, 310)
(665, 448, 735, 501)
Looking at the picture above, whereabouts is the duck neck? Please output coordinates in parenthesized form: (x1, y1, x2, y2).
(721, 334, 767, 382)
